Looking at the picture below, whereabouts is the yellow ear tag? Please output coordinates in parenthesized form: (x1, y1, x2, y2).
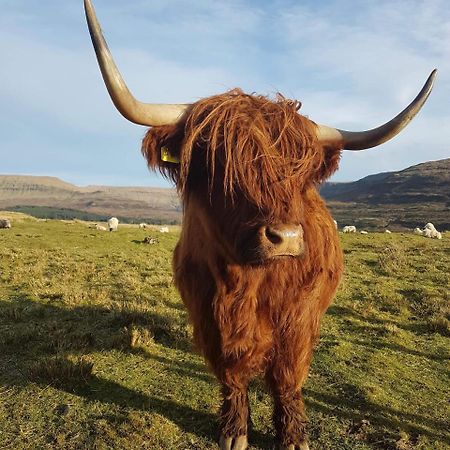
(161, 146, 180, 164)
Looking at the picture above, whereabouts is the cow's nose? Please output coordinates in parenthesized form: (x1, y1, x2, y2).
(260, 224, 304, 257)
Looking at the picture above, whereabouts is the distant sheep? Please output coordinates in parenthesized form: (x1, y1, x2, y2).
(343, 225, 357, 233)
(96, 224, 107, 231)
(139, 223, 148, 229)
(432, 230, 442, 239)
(108, 217, 119, 232)
(0, 218, 11, 229)
(159, 226, 169, 233)
(360, 230, 368, 234)
(333, 220, 338, 229)
(414, 223, 442, 239)
(385, 230, 392, 234)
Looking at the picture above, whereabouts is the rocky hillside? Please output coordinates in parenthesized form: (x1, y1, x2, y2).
(321, 158, 450, 230)
(321, 158, 449, 204)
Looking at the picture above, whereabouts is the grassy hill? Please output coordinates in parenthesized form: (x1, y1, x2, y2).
(0, 219, 449, 449)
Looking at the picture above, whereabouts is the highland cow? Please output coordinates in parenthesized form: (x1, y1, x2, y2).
(84, 1, 436, 448)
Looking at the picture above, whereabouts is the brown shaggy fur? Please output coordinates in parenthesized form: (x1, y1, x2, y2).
(142, 90, 344, 447)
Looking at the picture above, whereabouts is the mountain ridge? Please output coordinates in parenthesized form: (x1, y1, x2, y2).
(1, 158, 449, 228)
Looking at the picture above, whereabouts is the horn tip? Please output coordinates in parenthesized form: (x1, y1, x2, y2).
(425, 69, 438, 94)
(429, 68, 438, 82)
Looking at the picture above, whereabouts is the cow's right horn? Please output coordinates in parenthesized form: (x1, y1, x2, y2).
(84, 0, 189, 127)
(316, 69, 437, 150)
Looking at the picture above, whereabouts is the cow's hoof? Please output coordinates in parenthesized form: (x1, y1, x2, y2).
(279, 442, 310, 450)
(219, 434, 248, 450)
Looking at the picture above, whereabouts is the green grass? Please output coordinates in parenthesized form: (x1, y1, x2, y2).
(4, 205, 181, 225)
(0, 218, 449, 449)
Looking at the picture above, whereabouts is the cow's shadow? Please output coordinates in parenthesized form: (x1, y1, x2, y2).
(0, 292, 274, 448)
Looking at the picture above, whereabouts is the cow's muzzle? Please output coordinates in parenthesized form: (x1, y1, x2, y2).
(259, 224, 305, 258)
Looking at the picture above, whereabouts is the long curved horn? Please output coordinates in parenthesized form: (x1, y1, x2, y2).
(316, 69, 437, 150)
(84, 0, 189, 126)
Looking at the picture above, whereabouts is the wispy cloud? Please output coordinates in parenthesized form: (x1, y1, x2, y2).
(0, 0, 448, 186)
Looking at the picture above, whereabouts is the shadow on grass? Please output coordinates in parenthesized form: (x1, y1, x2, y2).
(1, 291, 192, 353)
(55, 369, 274, 449)
(144, 352, 214, 384)
(327, 305, 448, 360)
(305, 388, 450, 445)
(0, 292, 274, 447)
(1, 293, 449, 448)
(73, 371, 220, 441)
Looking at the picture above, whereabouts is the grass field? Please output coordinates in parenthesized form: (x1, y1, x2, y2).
(0, 215, 449, 450)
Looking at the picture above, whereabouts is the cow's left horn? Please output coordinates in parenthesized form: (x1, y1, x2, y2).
(316, 69, 437, 150)
(84, 0, 189, 126)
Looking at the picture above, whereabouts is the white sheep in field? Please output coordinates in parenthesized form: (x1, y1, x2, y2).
(108, 217, 119, 232)
(360, 230, 368, 235)
(159, 226, 169, 233)
(96, 224, 107, 231)
(342, 225, 357, 233)
(414, 223, 442, 239)
(0, 218, 11, 229)
(333, 220, 338, 229)
(385, 230, 392, 234)
(139, 223, 147, 229)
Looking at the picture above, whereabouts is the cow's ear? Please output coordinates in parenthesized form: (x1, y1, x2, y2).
(313, 145, 343, 184)
(141, 125, 183, 182)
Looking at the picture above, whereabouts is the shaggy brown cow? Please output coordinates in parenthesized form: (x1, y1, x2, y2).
(84, 1, 436, 448)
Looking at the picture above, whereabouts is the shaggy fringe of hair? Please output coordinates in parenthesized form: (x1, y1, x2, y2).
(142, 89, 341, 208)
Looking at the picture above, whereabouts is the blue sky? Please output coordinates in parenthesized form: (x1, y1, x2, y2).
(1, 0, 449, 187)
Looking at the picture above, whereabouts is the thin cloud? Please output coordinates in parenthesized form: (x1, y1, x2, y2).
(0, 0, 448, 186)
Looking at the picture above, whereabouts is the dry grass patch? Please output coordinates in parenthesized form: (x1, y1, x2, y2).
(29, 356, 94, 388)
(377, 242, 408, 274)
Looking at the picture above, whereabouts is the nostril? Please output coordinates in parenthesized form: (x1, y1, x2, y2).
(264, 226, 283, 245)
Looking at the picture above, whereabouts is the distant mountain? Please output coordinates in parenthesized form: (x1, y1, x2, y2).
(321, 158, 449, 204)
(1, 158, 449, 228)
(0, 175, 181, 224)
(321, 158, 450, 230)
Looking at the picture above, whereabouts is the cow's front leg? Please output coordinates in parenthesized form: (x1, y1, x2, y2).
(266, 350, 312, 449)
(219, 384, 249, 450)
(273, 390, 309, 450)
